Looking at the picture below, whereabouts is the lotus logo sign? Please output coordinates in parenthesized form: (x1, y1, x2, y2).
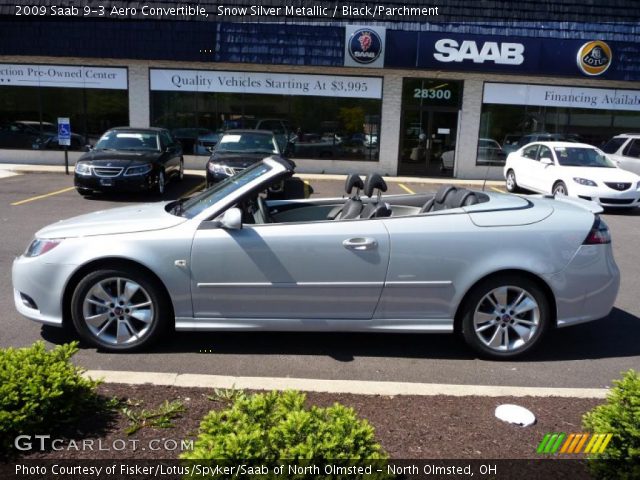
(577, 41, 612, 76)
(345, 26, 385, 68)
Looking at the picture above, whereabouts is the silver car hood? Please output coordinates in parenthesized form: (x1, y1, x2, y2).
(36, 202, 187, 239)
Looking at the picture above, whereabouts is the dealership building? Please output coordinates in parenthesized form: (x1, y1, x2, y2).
(1, 1, 640, 179)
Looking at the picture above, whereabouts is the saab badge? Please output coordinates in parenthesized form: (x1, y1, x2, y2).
(348, 29, 383, 64)
(577, 41, 612, 76)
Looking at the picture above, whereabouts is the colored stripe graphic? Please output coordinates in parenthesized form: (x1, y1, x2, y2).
(537, 433, 552, 454)
(538, 432, 612, 454)
(560, 434, 576, 453)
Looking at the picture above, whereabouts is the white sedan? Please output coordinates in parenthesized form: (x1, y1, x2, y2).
(504, 141, 640, 208)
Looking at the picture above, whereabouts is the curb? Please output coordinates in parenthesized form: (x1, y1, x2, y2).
(0, 163, 504, 186)
(84, 370, 609, 398)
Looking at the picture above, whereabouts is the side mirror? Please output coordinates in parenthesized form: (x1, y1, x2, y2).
(83, 144, 93, 152)
(540, 157, 554, 165)
(218, 207, 242, 230)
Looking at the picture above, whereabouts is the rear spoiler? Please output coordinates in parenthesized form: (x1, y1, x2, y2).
(539, 194, 603, 214)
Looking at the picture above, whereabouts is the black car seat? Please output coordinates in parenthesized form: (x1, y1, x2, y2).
(327, 174, 364, 220)
(447, 189, 480, 208)
(420, 185, 458, 212)
(359, 173, 392, 219)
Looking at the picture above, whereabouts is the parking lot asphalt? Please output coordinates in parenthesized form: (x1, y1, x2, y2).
(1, 171, 639, 389)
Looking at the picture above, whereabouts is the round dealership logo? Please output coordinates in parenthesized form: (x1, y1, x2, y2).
(577, 41, 612, 76)
(348, 29, 383, 64)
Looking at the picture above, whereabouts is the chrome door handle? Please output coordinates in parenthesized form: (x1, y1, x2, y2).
(342, 237, 378, 251)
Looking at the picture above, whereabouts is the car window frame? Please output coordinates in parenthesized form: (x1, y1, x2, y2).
(521, 144, 540, 161)
(622, 139, 640, 159)
(537, 145, 553, 162)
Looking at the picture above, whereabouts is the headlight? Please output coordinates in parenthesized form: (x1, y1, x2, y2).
(74, 162, 92, 176)
(25, 238, 63, 258)
(208, 163, 231, 175)
(124, 164, 153, 176)
(573, 177, 597, 187)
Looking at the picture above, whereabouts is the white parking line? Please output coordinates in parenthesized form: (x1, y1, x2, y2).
(0, 170, 19, 179)
(84, 370, 608, 398)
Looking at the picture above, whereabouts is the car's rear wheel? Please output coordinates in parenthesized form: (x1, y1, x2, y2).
(505, 170, 520, 193)
(553, 181, 568, 196)
(460, 275, 550, 359)
(71, 268, 170, 351)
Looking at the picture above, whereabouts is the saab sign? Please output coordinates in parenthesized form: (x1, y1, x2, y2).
(434, 39, 524, 65)
(344, 25, 386, 68)
(385, 31, 637, 80)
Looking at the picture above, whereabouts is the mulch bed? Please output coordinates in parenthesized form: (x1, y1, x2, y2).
(18, 383, 602, 460)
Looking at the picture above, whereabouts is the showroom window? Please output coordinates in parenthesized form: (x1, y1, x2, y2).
(479, 82, 640, 166)
(149, 69, 383, 159)
(0, 64, 128, 151)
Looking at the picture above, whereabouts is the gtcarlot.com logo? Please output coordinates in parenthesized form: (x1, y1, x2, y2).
(537, 432, 612, 455)
(14, 435, 193, 452)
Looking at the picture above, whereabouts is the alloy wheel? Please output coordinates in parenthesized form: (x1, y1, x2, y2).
(81, 277, 154, 346)
(472, 285, 540, 353)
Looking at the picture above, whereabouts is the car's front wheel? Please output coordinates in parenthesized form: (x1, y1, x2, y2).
(70, 268, 170, 351)
(505, 169, 520, 193)
(460, 275, 550, 359)
(553, 181, 568, 196)
(155, 170, 166, 196)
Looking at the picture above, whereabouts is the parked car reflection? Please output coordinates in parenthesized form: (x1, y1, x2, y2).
(0, 121, 85, 150)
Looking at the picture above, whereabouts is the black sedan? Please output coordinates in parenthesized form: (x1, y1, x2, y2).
(206, 129, 289, 186)
(74, 127, 183, 196)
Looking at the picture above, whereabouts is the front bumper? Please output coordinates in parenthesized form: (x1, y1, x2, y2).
(544, 244, 620, 328)
(74, 172, 156, 193)
(12, 256, 78, 326)
(571, 184, 640, 208)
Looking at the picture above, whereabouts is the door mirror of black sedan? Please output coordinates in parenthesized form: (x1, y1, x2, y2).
(83, 144, 93, 152)
(219, 207, 243, 230)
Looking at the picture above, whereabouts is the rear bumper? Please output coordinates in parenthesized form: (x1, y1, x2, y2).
(544, 244, 620, 327)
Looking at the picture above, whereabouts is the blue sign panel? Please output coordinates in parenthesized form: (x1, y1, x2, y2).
(57, 117, 70, 146)
(385, 31, 640, 82)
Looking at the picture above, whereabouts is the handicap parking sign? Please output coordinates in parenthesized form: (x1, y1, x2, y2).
(57, 117, 71, 146)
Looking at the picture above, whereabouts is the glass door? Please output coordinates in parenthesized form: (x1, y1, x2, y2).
(398, 109, 458, 177)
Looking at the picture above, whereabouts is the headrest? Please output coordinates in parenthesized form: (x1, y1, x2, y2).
(345, 173, 364, 194)
(435, 185, 457, 203)
(447, 189, 479, 208)
(363, 173, 387, 197)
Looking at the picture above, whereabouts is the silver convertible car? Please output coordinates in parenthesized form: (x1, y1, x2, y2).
(13, 157, 619, 359)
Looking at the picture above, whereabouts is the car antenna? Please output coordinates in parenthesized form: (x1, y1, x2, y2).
(481, 163, 491, 192)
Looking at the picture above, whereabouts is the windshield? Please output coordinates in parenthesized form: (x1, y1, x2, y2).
(95, 131, 160, 151)
(554, 147, 615, 168)
(179, 162, 272, 218)
(215, 133, 279, 154)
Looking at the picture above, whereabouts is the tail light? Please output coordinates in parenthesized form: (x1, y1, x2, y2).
(583, 216, 611, 245)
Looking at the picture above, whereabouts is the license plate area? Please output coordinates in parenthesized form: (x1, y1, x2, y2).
(100, 178, 113, 187)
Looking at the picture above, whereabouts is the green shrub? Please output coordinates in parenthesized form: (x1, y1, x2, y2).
(0, 341, 100, 455)
(582, 369, 640, 479)
(182, 390, 390, 479)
